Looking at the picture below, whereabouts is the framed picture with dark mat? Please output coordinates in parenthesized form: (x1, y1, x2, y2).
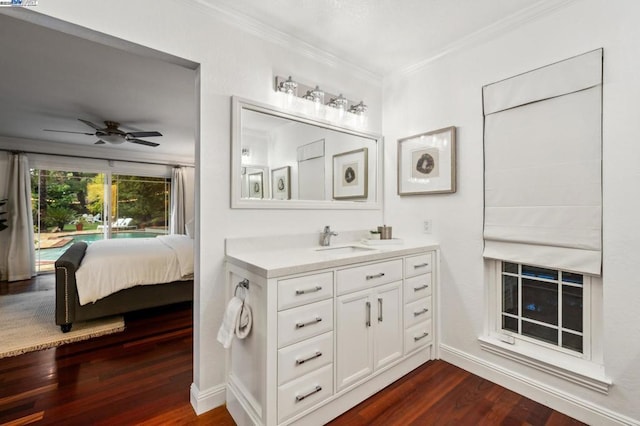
(332, 148, 368, 200)
(271, 166, 291, 200)
(398, 126, 456, 195)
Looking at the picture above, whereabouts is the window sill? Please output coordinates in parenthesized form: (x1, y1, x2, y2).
(478, 335, 611, 394)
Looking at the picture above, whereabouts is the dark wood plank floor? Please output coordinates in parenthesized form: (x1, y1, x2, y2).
(1, 275, 584, 425)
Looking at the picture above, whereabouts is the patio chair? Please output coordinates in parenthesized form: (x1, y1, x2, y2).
(113, 218, 136, 229)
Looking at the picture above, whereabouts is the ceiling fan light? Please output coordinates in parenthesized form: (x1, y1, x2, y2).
(100, 134, 125, 144)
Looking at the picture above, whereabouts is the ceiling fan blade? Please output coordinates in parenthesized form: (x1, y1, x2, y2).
(78, 118, 103, 130)
(94, 140, 106, 145)
(43, 129, 94, 135)
(127, 138, 160, 147)
(127, 131, 163, 138)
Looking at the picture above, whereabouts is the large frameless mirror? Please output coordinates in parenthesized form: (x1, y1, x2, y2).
(231, 97, 382, 209)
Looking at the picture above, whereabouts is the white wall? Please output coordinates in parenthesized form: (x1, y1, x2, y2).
(383, 0, 640, 423)
(18, 0, 384, 413)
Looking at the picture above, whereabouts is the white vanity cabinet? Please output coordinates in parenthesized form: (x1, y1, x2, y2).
(225, 239, 438, 426)
(335, 261, 403, 391)
(403, 253, 433, 354)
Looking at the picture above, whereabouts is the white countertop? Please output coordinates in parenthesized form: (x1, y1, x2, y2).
(225, 230, 439, 278)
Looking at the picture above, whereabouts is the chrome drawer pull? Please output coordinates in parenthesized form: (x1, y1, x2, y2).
(413, 284, 429, 291)
(295, 317, 322, 329)
(414, 332, 430, 342)
(295, 385, 322, 403)
(413, 262, 430, 269)
(295, 351, 322, 365)
(295, 286, 322, 295)
(413, 307, 429, 317)
(366, 301, 371, 327)
(366, 272, 385, 280)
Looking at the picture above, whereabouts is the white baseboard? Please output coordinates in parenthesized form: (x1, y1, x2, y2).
(190, 382, 226, 415)
(439, 344, 639, 426)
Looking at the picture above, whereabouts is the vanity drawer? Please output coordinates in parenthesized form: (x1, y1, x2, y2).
(278, 332, 333, 386)
(278, 299, 333, 348)
(403, 273, 432, 303)
(278, 272, 334, 311)
(404, 319, 432, 354)
(278, 364, 333, 423)
(405, 253, 433, 278)
(404, 296, 432, 329)
(336, 259, 403, 295)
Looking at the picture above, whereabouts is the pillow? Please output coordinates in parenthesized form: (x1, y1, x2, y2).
(185, 219, 194, 238)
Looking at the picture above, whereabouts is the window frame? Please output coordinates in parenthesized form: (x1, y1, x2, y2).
(498, 262, 592, 360)
(480, 259, 609, 393)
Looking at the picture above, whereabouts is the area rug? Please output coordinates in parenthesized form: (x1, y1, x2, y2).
(0, 290, 125, 358)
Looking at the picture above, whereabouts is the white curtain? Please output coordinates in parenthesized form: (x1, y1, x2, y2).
(170, 167, 185, 235)
(483, 49, 603, 276)
(7, 153, 36, 281)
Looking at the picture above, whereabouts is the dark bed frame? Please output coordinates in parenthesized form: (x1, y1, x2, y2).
(55, 241, 194, 333)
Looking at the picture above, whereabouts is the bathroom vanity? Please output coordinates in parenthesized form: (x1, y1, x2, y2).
(224, 232, 438, 426)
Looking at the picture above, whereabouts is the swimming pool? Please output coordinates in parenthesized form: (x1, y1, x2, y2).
(37, 232, 164, 261)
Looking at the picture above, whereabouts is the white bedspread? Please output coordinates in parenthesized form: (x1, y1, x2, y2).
(75, 234, 194, 305)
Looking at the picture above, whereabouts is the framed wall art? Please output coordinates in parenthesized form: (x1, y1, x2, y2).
(398, 126, 456, 195)
(248, 171, 264, 199)
(271, 166, 291, 200)
(332, 148, 368, 200)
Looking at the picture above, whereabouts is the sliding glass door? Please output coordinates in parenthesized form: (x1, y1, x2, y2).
(111, 174, 170, 235)
(31, 169, 170, 274)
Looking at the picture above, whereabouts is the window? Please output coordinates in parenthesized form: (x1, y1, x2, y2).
(480, 259, 609, 393)
(500, 262, 586, 355)
(31, 168, 170, 274)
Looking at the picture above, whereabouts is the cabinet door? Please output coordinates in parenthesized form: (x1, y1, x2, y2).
(373, 281, 403, 370)
(336, 289, 373, 391)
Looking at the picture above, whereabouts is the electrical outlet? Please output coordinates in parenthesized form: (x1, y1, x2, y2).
(423, 220, 432, 234)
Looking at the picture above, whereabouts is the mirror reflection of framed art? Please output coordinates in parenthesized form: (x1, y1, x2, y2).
(248, 171, 264, 199)
(332, 148, 368, 200)
(398, 126, 456, 195)
(271, 166, 291, 200)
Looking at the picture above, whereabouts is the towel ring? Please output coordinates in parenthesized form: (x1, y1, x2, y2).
(234, 279, 249, 298)
(234, 279, 250, 330)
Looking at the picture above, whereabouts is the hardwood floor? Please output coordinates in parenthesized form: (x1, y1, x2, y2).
(0, 275, 584, 425)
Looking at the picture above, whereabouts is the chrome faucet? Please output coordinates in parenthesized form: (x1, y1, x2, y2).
(320, 225, 338, 246)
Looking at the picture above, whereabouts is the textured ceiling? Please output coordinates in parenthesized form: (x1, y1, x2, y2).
(205, 0, 541, 76)
(0, 13, 197, 163)
(0, 1, 563, 162)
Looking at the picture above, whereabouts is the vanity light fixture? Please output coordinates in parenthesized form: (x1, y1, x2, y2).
(327, 94, 348, 111)
(348, 101, 368, 116)
(277, 75, 298, 96)
(274, 75, 368, 121)
(302, 85, 325, 105)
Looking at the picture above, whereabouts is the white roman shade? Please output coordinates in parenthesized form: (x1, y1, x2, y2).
(483, 49, 603, 276)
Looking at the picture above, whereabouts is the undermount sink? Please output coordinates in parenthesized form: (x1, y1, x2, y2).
(315, 245, 376, 255)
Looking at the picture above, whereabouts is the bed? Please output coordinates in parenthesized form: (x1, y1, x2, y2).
(54, 235, 194, 333)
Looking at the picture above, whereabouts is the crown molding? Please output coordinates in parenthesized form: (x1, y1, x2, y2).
(388, 0, 579, 80)
(182, 0, 383, 85)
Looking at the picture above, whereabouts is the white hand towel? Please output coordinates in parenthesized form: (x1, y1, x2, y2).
(217, 297, 244, 349)
(236, 302, 252, 340)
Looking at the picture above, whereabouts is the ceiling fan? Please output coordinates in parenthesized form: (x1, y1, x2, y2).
(44, 119, 162, 147)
